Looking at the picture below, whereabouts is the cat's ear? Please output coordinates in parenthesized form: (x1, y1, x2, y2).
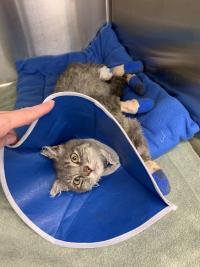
(90, 139, 119, 165)
(79, 143, 90, 150)
(100, 147, 119, 165)
(41, 145, 64, 159)
(100, 147, 120, 176)
(50, 179, 69, 197)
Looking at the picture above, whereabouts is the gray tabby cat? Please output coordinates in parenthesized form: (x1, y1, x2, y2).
(54, 63, 151, 161)
(42, 63, 156, 196)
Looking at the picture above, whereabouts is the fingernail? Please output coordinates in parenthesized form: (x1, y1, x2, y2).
(47, 100, 55, 106)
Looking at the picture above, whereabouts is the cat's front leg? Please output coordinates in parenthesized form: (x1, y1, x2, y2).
(99, 66, 113, 81)
(50, 179, 69, 197)
(100, 63, 140, 78)
(120, 99, 154, 114)
(112, 62, 147, 96)
(112, 61, 144, 76)
(120, 100, 140, 114)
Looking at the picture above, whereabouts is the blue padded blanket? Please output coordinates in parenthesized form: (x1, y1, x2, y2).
(0, 93, 175, 248)
(15, 24, 199, 159)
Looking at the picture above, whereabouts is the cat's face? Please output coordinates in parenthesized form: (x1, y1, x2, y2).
(41, 141, 107, 193)
(57, 143, 105, 192)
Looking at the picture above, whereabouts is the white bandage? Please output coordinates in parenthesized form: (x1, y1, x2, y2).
(99, 66, 113, 81)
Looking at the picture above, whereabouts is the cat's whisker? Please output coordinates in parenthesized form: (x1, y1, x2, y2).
(57, 192, 62, 197)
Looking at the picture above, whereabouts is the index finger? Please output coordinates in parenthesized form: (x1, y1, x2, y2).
(8, 100, 55, 130)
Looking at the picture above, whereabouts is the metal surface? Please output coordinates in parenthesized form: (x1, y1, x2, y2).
(0, 0, 106, 84)
(0, 7, 17, 84)
(111, 0, 200, 85)
(0, 82, 16, 111)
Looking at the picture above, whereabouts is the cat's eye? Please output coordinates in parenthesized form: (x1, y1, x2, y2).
(70, 153, 79, 163)
(73, 176, 82, 186)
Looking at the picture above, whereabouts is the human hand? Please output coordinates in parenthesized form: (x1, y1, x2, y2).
(0, 100, 55, 147)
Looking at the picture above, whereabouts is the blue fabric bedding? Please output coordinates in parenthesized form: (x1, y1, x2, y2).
(15, 24, 199, 159)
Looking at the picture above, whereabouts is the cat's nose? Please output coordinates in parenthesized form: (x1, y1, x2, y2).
(83, 166, 92, 175)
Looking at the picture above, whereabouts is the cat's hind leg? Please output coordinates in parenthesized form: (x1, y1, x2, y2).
(89, 95, 170, 195)
(125, 119, 170, 195)
(145, 161, 171, 195)
(126, 118, 151, 161)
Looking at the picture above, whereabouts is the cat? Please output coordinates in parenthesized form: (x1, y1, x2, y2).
(54, 63, 151, 162)
(41, 139, 120, 196)
(42, 63, 162, 196)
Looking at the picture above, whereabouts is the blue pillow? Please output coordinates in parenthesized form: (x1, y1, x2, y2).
(122, 74, 199, 158)
(15, 24, 199, 159)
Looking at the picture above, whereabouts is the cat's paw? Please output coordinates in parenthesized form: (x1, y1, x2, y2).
(120, 99, 140, 114)
(145, 160, 160, 173)
(99, 66, 113, 81)
(126, 74, 146, 96)
(152, 170, 171, 196)
(112, 65, 125, 76)
(121, 99, 154, 114)
(50, 179, 68, 197)
(145, 160, 171, 196)
(112, 62, 144, 77)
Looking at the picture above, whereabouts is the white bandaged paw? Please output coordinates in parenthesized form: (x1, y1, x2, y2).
(120, 100, 140, 114)
(99, 66, 113, 81)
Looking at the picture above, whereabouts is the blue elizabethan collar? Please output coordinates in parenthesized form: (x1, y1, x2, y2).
(0, 93, 176, 248)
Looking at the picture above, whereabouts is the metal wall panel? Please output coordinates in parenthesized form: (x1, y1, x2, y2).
(0, 0, 106, 84)
(111, 0, 200, 85)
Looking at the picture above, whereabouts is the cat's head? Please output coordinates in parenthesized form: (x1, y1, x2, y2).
(41, 139, 119, 193)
